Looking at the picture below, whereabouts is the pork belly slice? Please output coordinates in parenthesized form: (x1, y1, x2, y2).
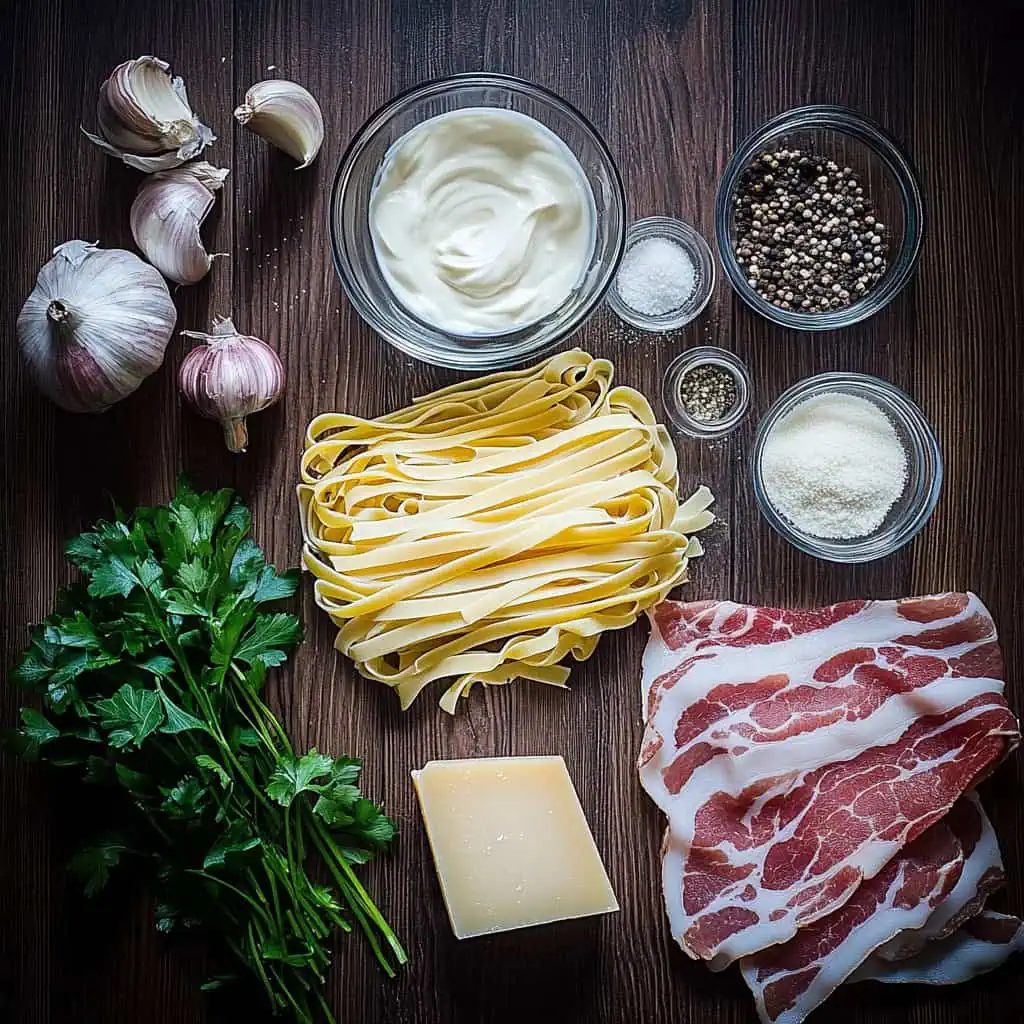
(739, 818, 966, 1024)
(853, 910, 1024, 985)
(874, 790, 1005, 961)
(639, 593, 1019, 968)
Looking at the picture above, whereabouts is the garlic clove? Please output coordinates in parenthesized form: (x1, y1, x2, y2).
(83, 56, 215, 172)
(179, 317, 285, 453)
(17, 240, 177, 413)
(234, 79, 324, 169)
(130, 162, 229, 286)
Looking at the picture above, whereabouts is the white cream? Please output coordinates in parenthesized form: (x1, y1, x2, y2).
(369, 107, 596, 335)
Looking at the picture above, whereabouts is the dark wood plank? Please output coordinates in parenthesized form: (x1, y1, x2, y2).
(906, 4, 1024, 1023)
(731, 3, 1024, 1024)
(2, 2, 1023, 1024)
(732, 0, 918, 610)
(0, 2, 233, 1023)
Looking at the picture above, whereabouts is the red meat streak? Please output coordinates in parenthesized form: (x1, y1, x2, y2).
(654, 600, 867, 653)
(660, 643, 962, 795)
(749, 821, 964, 1021)
(679, 695, 1015, 956)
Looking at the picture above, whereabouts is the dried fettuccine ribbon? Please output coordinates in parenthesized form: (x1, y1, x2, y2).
(297, 348, 714, 712)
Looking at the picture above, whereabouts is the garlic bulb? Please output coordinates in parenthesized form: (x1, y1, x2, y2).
(131, 162, 229, 285)
(179, 317, 284, 453)
(234, 80, 324, 169)
(17, 241, 177, 413)
(83, 56, 215, 172)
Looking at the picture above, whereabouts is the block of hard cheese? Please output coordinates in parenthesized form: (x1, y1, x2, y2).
(411, 755, 619, 939)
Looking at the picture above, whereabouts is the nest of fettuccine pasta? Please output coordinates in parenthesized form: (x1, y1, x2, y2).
(297, 349, 714, 713)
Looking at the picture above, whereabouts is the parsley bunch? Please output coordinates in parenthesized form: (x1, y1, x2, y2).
(4, 482, 406, 1023)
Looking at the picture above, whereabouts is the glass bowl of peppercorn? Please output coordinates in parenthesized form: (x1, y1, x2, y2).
(715, 106, 924, 329)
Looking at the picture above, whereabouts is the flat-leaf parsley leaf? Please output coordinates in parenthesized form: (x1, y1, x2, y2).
(2, 483, 405, 1024)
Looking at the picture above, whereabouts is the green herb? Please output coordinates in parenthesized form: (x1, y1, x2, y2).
(3, 481, 406, 1023)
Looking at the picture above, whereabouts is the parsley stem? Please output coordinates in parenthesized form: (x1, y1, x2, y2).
(228, 934, 275, 1007)
(267, 963, 318, 1024)
(315, 991, 335, 1024)
(139, 582, 274, 815)
(309, 823, 407, 972)
(244, 926, 283, 1013)
(14, 488, 404, 1024)
(232, 665, 293, 753)
(264, 859, 286, 937)
(186, 870, 274, 932)
(285, 806, 298, 879)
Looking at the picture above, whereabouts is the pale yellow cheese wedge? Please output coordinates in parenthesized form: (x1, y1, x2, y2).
(412, 755, 619, 939)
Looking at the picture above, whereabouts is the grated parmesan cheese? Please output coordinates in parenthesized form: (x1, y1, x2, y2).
(761, 392, 907, 539)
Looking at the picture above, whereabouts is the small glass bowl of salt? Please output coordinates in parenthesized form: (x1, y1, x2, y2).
(605, 216, 716, 331)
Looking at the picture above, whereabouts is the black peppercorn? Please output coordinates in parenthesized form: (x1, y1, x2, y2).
(731, 148, 890, 312)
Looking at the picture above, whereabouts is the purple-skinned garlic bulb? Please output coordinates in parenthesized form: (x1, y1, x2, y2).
(178, 317, 284, 453)
(17, 240, 176, 412)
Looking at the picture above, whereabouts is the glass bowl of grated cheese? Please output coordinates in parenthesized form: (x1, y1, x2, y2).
(751, 373, 942, 563)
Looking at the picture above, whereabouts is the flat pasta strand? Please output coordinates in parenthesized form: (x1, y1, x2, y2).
(298, 348, 713, 712)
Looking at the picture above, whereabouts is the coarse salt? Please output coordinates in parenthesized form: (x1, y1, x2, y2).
(615, 236, 696, 316)
(761, 392, 907, 539)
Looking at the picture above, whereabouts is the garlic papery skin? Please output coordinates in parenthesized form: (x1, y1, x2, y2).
(179, 317, 285, 453)
(16, 241, 177, 413)
(234, 80, 324, 169)
(83, 56, 215, 172)
(131, 162, 229, 286)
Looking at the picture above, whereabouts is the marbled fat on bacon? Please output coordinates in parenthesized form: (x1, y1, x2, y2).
(873, 790, 1005, 961)
(739, 818, 966, 1024)
(852, 910, 1024, 986)
(639, 593, 1019, 969)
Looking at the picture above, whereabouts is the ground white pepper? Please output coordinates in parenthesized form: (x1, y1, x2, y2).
(732, 149, 890, 312)
(679, 363, 738, 421)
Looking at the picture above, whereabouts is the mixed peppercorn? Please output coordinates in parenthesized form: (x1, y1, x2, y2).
(678, 363, 738, 422)
(732, 149, 890, 312)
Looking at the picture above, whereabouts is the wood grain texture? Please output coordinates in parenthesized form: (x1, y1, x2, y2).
(0, 1, 1022, 1023)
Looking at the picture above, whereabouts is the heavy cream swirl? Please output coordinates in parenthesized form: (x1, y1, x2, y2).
(369, 108, 596, 335)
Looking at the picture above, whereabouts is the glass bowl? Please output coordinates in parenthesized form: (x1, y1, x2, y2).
(715, 106, 924, 330)
(662, 346, 750, 439)
(330, 73, 626, 371)
(751, 373, 942, 563)
(606, 217, 716, 331)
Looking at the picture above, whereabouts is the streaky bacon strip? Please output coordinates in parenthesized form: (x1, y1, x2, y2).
(874, 790, 1005, 961)
(852, 910, 1024, 986)
(638, 593, 1019, 970)
(739, 818, 966, 1024)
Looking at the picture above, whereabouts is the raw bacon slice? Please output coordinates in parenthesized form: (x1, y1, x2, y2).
(739, 818, 966, 1024)
(874, 790, 1004, 961)
(852, 910, 1024, 985)
(639, 593, 1019, 969)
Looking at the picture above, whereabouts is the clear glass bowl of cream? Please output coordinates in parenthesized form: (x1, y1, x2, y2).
(330, 73, 627, 371)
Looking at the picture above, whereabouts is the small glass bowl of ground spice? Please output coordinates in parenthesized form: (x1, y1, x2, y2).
(715, 106, 924, 330)
(662, 346, 751, 440)
(606, 217, 716, 331)
(752, 373, 942, 563)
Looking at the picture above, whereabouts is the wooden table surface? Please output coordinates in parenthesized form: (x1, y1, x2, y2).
(2, 1, 1022, 1022)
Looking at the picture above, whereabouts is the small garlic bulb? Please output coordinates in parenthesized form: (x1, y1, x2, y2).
(83, 56, 215, 172)
(17, 241, 177, 413)
(179, 317, 285, 453)
(131, 162, 229, 286)
(234, 80, 324, 169)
